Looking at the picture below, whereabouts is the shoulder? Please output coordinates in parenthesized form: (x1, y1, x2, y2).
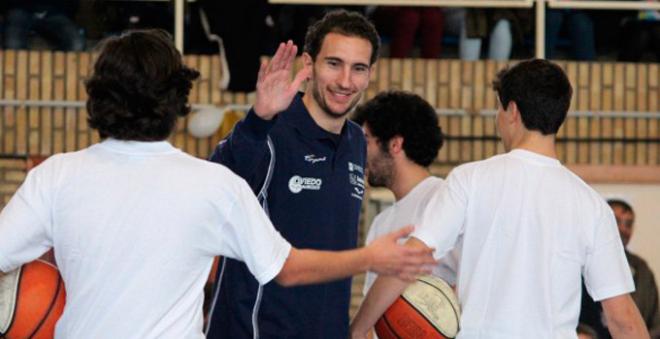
(445, 156, 498, 182)
(181, 153, 245, 183)
(27, 148, 91, 178)
(275, 93, 305, 124)
(346, 118, 363, 132)
(346, 119, 366, 142)
(414, 177, 446, 199)
(560, 168, 612, 214)
(427, 176, 446, 188)
(456, 153, 508, 173)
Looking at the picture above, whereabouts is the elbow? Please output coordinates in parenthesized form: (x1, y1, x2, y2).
(274, 251, 303, 287)
(275, 273, 297, 287)
(274, 266, 301, 287)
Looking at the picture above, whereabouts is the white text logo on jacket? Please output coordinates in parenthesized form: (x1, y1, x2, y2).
(288, 175, 322, 193)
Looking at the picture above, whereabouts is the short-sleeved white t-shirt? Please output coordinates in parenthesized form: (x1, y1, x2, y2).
(363, 177, 459, 295)
(0, 139, 292, 339)
(412, 149, 633, 339)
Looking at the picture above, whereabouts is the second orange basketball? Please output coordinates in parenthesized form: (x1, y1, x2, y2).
(375, 275, 460, 339)
(0, 259, 66, 339)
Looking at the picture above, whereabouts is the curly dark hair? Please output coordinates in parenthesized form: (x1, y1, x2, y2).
(353, 91, 443, 167)
(304, 9, 380, 65)
(85, 29, 200, 141)
(492, 59, 572, 135)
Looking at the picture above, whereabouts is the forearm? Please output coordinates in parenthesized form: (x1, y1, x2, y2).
(603, 294, 650, 339)
(275, 247, 371, 286)
(209, 110, 275, 165)
(351, 275, 410, 337)
(608, 316, 649, 339)
(208, 111, 275, 189)
(239, 109, 277, 139)
(274, 227, 436, 288)
(351, 237, 435, 337)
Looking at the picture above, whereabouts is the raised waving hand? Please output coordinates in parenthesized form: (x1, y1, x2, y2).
(253, 41, 311, 120)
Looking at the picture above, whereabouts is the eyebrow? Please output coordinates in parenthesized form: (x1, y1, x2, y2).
(324, 56, 369, 69)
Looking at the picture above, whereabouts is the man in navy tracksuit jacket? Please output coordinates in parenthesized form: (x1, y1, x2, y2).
(206, 10, 381, 339)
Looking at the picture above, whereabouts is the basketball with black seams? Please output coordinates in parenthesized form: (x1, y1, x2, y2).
(0, 260, 66, 339)
(375, 275, 460, 339)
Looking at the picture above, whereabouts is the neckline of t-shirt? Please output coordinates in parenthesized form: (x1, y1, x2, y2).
(394, 176, 438, 207)
(509, 149, 561, 166)
(96, 138, 180, 155)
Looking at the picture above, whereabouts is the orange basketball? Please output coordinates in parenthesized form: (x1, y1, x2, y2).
(375, 275, 460, 339)
(0, 260, 66, 339)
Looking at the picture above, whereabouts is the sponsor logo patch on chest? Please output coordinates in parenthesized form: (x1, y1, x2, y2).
(288, 175, 323, 194)
(304, 154, 327, 164)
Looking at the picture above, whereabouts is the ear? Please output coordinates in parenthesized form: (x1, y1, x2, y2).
(506, 101, 521, 124)
(302, 52, 313, 68)
(388, 135, 404, 155)
(368, 63, 377, 81)
(301, 52, 314, 82)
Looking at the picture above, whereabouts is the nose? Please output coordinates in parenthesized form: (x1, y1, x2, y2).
(337, 66, 351, 89)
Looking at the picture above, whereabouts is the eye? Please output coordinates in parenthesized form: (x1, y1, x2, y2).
(327, 60, 340, 67)
(354, 65, 368, 73)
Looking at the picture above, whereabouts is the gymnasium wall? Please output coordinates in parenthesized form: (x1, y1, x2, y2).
(1, 51, 658, 159)
(2, 51, 658, 213)
(0, 157, 25, 207)
(1, 50, 658, 317)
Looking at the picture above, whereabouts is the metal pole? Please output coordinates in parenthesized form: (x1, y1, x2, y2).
(535, 0, 546, 59)
(269, 0, 534, 7)
(0, 99, 222, 111)
(175, 0, 185, 52)
(548, 0, 660, 10)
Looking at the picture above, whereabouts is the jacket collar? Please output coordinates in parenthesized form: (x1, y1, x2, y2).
(287, 92, 356, 143)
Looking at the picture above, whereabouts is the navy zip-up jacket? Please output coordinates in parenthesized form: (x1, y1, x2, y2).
(206, 93, 366, 339)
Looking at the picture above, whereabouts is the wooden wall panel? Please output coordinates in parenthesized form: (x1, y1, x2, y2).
(650, 64, 659, 111)
(0, 52, 658, 166)
(0, 157, 26, 210)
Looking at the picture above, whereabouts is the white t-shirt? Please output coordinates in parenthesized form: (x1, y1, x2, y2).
(412, 149, 634, 339)
(0, 139, 292, 339)
(363, 176, 460, 295)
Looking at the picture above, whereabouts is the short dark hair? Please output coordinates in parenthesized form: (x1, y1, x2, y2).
(492, 59, 573, 135)
(353, 91, 443, 167)
(304, 9, 380, 65)
(85, 29, 200, 141)
(607, 199, 634, 213)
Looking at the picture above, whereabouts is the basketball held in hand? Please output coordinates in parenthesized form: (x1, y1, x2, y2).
(375, 275, 460, 339)
(0, 260, 66, 339)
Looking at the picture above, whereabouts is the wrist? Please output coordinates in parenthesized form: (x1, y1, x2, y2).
(361, 245, 375, 273)
(349, 323, 368, 339)
(253, 103, 276, 120)
(244, 109, 277, 139)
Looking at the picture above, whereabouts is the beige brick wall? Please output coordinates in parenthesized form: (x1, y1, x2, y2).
(1, 50, 658, 322)
(0, 158, 26, 209)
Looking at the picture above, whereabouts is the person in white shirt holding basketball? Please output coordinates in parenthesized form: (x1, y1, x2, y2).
(353, 90, 460, 339)
(0, 29, 436, 339)
(353, 91, 460, 288)
(351, 59, 649, 339)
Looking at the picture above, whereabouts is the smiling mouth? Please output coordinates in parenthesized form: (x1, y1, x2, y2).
(329, 89, 355, 103)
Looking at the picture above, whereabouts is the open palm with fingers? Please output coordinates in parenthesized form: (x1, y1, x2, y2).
(253, 40, 311, 120)
(367, 225, 436, 282)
